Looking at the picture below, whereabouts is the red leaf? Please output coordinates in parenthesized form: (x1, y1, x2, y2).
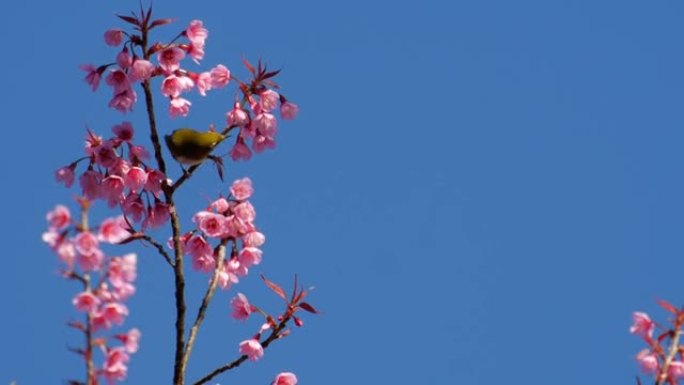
(658, 299, 678, 315)
(242, 57, 256, 75)
(261, 274, 287, 300)
(67, 321, 85, 331)
(298, 302, 319, 314)
(150, 18, 175, 29)
(117, 15, 140, 26)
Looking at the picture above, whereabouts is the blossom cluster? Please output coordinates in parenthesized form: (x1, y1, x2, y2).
(43, 204, 140, 383)
(176, 177, 264, 290)
(630, 302, 684, 384)
(55, 122, 170, 230)
(82, 16, 299, 163)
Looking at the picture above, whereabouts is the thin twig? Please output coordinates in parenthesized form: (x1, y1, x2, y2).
(181, 241, 229, 371)
(130, 233, 174, 267)
(192, 315, 292, 385)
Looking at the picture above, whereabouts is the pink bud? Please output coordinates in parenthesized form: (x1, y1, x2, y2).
(630, 312, 654, 338)
(73, 291, 101, 313)
(104, 29, 125, 46)
(230, 177, 254, 201)
(55, 166, 75, 188)
(169, 97, 192, 117)
(239, 339, 264, 361)
(273, 372, 298, 385)
(210, 64, 230, 88)
(230, 293, 253, 320)
(117, 50, 132, 69)
(130, 59, 155, 82)
(280, 101, 299, 120)
(47, 205, 71, 230)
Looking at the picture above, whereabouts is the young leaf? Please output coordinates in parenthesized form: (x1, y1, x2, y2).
(261, 274, 287, 300)
(298, 302, 319, 314)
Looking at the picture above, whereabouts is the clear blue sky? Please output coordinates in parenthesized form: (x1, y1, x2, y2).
(2, 0, 684, 384)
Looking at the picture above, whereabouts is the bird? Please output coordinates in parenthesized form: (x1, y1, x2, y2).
(165, 128, 224, 167)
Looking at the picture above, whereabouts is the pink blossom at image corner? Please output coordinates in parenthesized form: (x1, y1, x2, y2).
(630, 311, 655, 338)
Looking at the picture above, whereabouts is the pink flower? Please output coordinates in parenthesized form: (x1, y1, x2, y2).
(144, 201, 170, 229)
(210, 197, 230, 213)
(124, 166, 148, 193)
(56, 241, 76, 267)
(280, 101, 299, 120)
(227, 104, 249, 127)
(109, 88, 137, 113)
(184, 235, 211, 258)
(669, 360, 684, 381)
(157, 47, 185, 72)
(74, 232, 99, 256)
(113, 281, 136, 301)
(210, 64, 230, 88)
(116, 328, 142, 354)
(273, 372, 298, 385)
(227, 257, 248, 277)
(109, 254, 137, 283)
(76, 249, 105, 272)
(636, 349, 658, 374)
(47, 205, 71, 230)
(242, 231, 266, 247)
(130, 59, 155, 82)
(80, 170, 102, 200)
(239, 339, 264, 361)
(99, 216, 130, 244)
(72, 291, 101, 313)
(102, 347, 129, 382)
(55, 166, 75, 188)
(193, 253, 217, 273)
(100, 302, 129, 326)
(233, 201, 256, 223)
(196, 71, 212, 96)
(630, 312, 655, 338)
(253, 113, 278, 138)
(238, 247, 262, 268)
(117, 49, 132, 69)
(93, 141, 118, 169)
(230, 293, 254, 320)
(169, 97, 192, 117)
(101, 175, 126, 206)
(122, 193, 145, 222)
(80, 64, 101, 91)
(186, 20, 208, 45)
(162, 74, 194, 98)
(188, 41, 205, 63)
(218, 262, 240, 289)
(104, 29, 125, 46)
(194, 211, 229, 238)
(230, 139, 252, 161)
(106, 69, 130, 93)
(129, 144, 150, 162)
(259, 90, 280, 112)
(113, 121, 134, 141)
(230, 177, 254, 201)
(145, 169, 166, 197)
(252, 134, 276, 153)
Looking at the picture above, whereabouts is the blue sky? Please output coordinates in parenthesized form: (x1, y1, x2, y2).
(2, 0, 684, 384)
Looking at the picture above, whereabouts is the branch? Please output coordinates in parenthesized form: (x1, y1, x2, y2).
(141, 23, 187, 385)
(181, 241, 229, 371)
(191, 314, 292, 385)
(123, 233, 174, 267)
(657, 327, 683, 385)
